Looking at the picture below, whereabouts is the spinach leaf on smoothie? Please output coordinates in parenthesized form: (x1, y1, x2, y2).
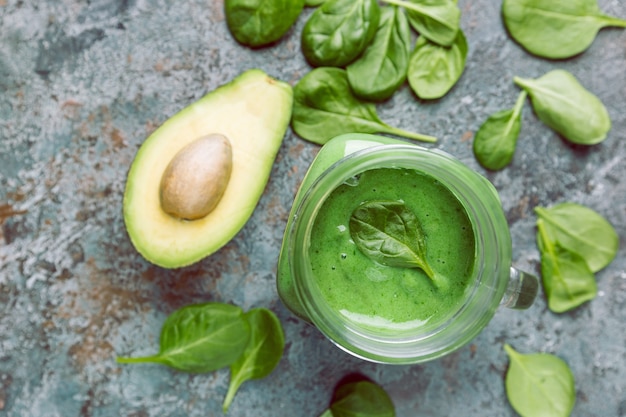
(349, 200, 435, 280)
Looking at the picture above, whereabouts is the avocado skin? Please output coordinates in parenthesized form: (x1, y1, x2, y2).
(123, 69, 293, 268)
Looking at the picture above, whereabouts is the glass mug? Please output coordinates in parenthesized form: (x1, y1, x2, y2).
(277, 133, 538, 364)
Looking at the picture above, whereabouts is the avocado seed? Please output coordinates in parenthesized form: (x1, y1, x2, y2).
(160, 134, 233, 220)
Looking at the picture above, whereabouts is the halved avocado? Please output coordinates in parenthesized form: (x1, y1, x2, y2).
(123, 69, 293, 268)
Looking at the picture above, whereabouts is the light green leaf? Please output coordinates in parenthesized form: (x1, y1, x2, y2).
(514, 70, 611, 145)
(504, 344, 576, 417)
(472, 90, 526, 170)
(502, 0, 626, 59)
(407, 29, 468, 100)
(535, 202, 618, 272)
(537, 219, 597, 313)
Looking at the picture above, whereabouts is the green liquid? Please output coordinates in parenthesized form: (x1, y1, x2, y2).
(309, 168, 475, 331)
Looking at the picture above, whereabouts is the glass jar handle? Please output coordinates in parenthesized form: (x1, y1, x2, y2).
(500, 267, 539, 309)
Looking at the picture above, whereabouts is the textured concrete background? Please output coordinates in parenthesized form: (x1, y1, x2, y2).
(1, 0, 625, 416)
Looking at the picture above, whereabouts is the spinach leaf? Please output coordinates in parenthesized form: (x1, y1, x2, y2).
(472, 90, 527, 171)
(319, 380, 395, 417)
(502, 0, 626, 59)
(407, 29, 468, 100)
(504, 344, 576, 417)
(222, 308, 285, 412)
(116, 303, 250, 373)
(347, 6, 412, 101)
(537, 219, 597, 313)
(350, 200, 436, 280)
(225, 0, 305, 47)
(535, 203, 618, 273)
(383, 0, 461, 46)
(301, 0, 381, 67)
(292, 67, 437, 144)
(514, 70, 611, 145)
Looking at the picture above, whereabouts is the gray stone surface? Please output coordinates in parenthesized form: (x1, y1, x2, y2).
(1, 0, 625, 416)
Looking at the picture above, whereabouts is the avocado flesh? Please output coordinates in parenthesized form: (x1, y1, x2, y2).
(123, 69, 293, 268)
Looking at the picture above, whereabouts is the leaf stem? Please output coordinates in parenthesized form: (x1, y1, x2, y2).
(380, 124, 438, 143)
(601, 15, 626, 28)
(512, 90, 528, 116)
(512, 76, 532, 92)
(432, 272, 450, 292)
(222, 377, 242, 413)
(116, 355, 162, 365)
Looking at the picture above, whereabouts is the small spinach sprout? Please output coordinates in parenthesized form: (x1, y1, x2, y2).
(472, 90, 527, 171)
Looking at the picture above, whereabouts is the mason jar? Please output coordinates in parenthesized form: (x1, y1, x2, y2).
(277, 133, 538, 364)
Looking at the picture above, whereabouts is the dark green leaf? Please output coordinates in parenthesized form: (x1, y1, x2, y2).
(305, 0, 327, 6)
(535, 203, 618, 273)
(514, 70, 611, 145)
(329, 381, 395, 417)
(349, 200, 435, 280)
(384, 0, 461, 46)
(116, 303, 250, 373)
(225, 0, 305, 47)
(504, 344, 576, 417)
(291, 67, 437, 144)
(347, 6, 411, 101)
(472, 90, 526, 171)
(301, 0, 381, 67)
(222, 308, 285, 412)
(407, 29, 468, 99)
(537, 219, 597, 313)
(502, 0, 626, 59)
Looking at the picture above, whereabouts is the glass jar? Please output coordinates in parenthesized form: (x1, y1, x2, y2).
(277, 133, 538, 364)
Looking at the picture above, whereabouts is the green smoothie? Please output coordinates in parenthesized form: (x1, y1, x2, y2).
(308, 167, 475, 331)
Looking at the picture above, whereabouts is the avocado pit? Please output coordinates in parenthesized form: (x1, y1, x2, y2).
(159, 133, 233, 220)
